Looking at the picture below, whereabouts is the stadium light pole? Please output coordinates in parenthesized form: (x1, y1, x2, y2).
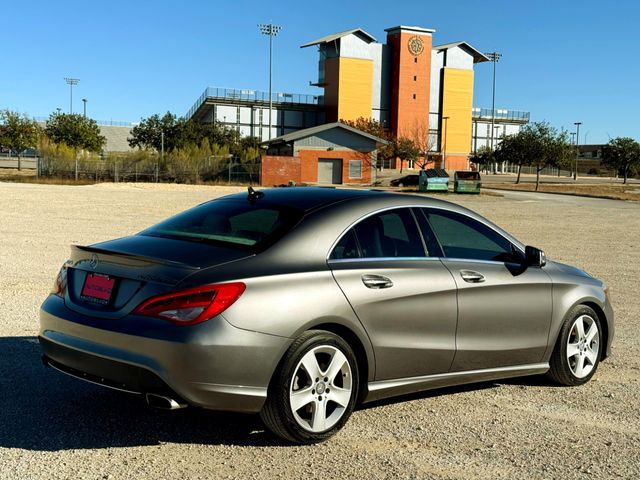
(64, 77, 80, 114)
(82, 98, 87, 117)
(574, 122, 582, 180)
(484, 52, 501, 154)
(258, 23, 282, 140)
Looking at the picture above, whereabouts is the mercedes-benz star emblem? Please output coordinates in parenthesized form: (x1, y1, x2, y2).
(89, 253, 99, 270)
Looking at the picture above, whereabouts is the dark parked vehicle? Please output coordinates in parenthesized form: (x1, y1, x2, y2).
(390, 174, 419, 187)
(40, 187, 613, 443)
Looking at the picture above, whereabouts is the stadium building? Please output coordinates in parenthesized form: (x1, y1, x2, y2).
(186, 25, 530, 183)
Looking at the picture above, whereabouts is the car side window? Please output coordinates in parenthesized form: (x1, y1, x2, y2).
(422, 209, 514, 262)
(353, 209, 425, 259)
(329, 229, 360, 260)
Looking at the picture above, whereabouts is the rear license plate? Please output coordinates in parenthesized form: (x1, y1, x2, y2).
(81, 273, 115, 305)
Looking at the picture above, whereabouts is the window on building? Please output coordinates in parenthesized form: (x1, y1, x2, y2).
(413, 75, 417, 81)
(414, 57, 418, 63)
(412, 94, 416, 99)
(349, 160, 362, 179)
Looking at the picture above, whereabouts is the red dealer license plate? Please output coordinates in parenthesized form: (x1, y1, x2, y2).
(81, 273, 115, 305)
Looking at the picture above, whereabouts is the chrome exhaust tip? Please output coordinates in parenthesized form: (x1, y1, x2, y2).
(145, 393, 187, 410)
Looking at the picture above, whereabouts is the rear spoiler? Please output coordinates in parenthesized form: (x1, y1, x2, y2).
(72, 244, 202, 270)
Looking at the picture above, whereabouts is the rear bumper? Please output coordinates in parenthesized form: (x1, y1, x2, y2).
(39, 295, 292, 413)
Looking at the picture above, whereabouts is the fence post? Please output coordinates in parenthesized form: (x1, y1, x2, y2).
(75, 158, 79, 181)
(114, 161, 119, 183)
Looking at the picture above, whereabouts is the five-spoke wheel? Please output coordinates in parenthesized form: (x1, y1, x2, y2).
(260, 330, 359, 444)
(548, 305, 602, 386)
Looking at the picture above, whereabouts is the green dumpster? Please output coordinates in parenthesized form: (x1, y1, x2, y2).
(419, 169, 449, 192)
(454, 171, 482, 194)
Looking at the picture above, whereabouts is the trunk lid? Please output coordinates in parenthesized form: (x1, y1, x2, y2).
(64, 234, 251, 319)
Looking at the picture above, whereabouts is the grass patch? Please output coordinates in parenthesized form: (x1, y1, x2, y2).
(0, 174, 96, 186)
(489, 182, 640, 201)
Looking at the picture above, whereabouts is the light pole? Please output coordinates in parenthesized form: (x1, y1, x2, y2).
(82, 98, 87, 117)
(574, 122, 582, 180)
(258, 23, 282, 140)
(494, 125, 501, 173)
(64, 77, 80, 114)
(484, 52, 502, 154)
(442, 116, 449, 170)
(570, 132, 576, 177)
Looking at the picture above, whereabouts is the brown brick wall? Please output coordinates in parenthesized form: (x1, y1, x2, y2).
(261, 150, 373, 186)
(260, 155, 301, 186)
(387, 31, 432, 138)
(298, 150, 372, 184)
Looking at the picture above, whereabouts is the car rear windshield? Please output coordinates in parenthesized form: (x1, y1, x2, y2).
(140, 199, 303, 251)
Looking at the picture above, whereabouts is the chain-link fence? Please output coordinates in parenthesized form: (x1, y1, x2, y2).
(36, 156, 260, 184)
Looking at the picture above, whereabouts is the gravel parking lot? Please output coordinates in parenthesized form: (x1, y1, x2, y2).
(1, 182, 638, 479)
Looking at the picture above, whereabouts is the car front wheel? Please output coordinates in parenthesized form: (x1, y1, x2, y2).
(260, 330, 359, 444)
(548, 305, 602, 386)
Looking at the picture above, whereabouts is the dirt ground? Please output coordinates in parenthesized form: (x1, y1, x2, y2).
(0, 182, 638, 479)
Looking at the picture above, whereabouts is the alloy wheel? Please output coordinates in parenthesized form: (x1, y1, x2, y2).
(289, 345, 353, 432)
(566, 314, 600, 379)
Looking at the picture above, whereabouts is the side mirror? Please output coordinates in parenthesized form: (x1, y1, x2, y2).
(525, 246, 546, 267)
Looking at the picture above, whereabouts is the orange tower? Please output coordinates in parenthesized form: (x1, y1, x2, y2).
(385, 26, 434, 139)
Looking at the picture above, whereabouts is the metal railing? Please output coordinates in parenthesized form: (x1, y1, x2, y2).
(186, 87, 320, 119)
(32, 116, 137, 127)
(472, 108, 530, 122)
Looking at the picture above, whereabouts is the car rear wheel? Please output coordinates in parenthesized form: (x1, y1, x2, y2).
(548, 305, 602, 386)
(260, 330, 359, 444)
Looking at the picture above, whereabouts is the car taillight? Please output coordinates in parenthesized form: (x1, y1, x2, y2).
(132, 282, 246, 326)
(51, 265, 68, 297)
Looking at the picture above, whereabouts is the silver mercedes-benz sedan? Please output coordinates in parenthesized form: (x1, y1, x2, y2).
(40, 187, 614, 443)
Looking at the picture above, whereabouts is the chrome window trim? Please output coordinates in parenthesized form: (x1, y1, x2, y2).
(326, 203, 524, 262)
(437, 257, 516, 267)
(328, 256, 442, 265)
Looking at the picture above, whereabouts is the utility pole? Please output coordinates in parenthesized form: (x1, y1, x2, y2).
(574, 122, 582, 180)
(64, 77, 80, 114)
(258, 23, 282, 140)
(484, 52, 502, 166)
(82, 98, 87, 117)
(442, 116, 449, 170)
(161, 130, 165, 162)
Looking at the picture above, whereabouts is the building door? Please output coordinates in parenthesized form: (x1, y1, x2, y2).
(317, 158, 343, 184)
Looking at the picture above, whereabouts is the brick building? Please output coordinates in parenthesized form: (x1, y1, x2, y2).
(260, 122, 387, 186)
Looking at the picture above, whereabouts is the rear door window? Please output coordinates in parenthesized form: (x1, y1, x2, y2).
(330, 208, 426, 260)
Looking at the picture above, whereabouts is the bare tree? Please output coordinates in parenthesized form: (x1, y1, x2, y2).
(407, 119, 437, 169)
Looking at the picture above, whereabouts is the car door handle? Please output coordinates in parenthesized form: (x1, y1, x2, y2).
(460, 270, 486, 283)
(361, 274, 394, 289)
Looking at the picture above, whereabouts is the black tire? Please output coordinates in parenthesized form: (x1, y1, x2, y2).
(547, 305, 602, 386)
(260, 330, 359, 444)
